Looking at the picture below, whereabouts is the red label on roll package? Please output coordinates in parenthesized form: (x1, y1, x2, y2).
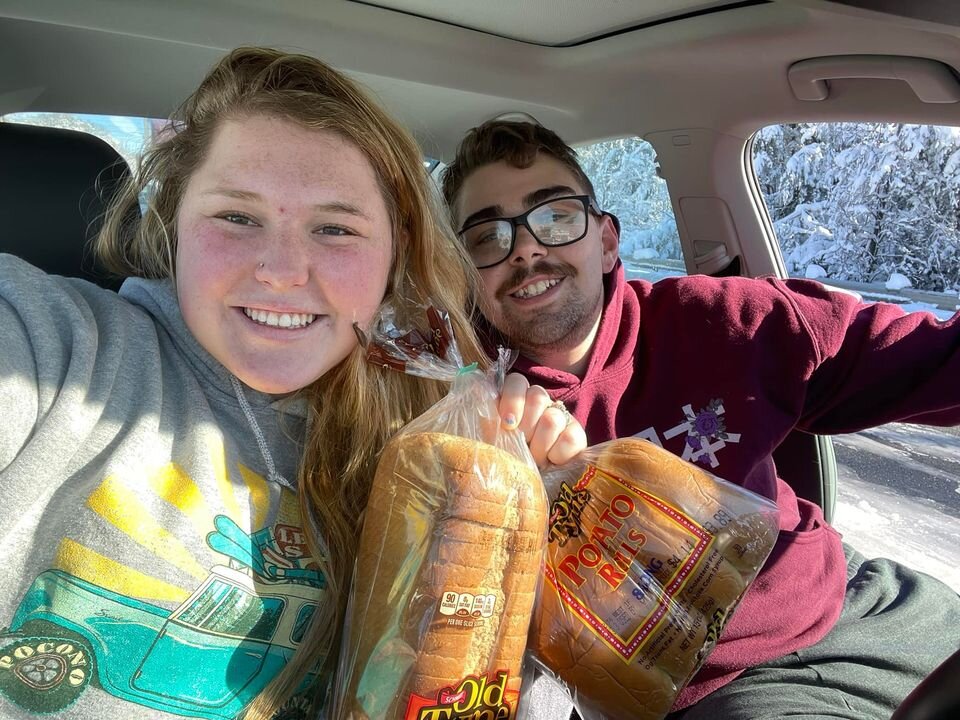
(403, 671, 520, 720)
(546, 465, 713, 662)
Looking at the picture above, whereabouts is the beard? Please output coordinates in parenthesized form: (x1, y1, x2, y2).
(483, 260, 604, 358)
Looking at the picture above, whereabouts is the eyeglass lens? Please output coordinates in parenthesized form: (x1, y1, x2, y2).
(460, 197, 589, 268)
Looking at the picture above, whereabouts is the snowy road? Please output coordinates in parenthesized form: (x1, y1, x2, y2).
(831, 423, 960, 593)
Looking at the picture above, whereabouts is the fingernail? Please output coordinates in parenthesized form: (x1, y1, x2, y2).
(504, 414, 517, 427)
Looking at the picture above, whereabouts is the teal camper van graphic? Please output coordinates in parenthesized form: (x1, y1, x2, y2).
(0, 515, 323, 717)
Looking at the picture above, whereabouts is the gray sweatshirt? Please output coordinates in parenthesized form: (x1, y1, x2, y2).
(0, 254, 324, 719)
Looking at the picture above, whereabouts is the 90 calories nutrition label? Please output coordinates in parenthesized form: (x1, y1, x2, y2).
(438, 591, 498, 627)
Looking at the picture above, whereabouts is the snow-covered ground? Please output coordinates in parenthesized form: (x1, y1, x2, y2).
(833, 477, 960, 592)
(832, 425, 960, 593)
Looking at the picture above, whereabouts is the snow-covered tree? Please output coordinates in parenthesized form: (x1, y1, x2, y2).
(578, 124, 960, 295)
(577, 139, 681, 262)
(753, 123, 960, 293)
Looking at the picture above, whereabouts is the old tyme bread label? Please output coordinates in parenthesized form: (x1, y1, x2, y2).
(338, 432, 548, 720)
(402, 671, 518, 720)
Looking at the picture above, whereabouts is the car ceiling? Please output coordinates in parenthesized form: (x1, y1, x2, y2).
(1, 0, 959, 159)
(351, 0, 751, 45)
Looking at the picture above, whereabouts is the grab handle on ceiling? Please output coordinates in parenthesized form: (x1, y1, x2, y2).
(788, 55, 960, 103)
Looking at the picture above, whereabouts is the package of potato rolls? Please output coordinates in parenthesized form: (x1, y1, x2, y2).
(331, 304, 549, 720)
(532, 438, 779, 720)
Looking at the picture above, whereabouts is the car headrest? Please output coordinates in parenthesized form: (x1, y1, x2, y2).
(0, 122, 135, 290)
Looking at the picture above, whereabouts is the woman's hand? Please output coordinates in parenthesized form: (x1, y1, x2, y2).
(498, 373, 587, 466)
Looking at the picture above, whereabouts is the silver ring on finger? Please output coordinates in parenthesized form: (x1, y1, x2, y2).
(548, 399, 574, 426)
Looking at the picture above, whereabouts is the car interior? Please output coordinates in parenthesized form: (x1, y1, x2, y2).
(0, 1, 957, 717)
(0, 122, 127, 290)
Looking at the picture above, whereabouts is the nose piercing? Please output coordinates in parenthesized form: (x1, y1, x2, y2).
(258, 262, 265, 269)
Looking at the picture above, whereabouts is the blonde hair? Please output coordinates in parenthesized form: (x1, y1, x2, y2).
(96, 47, 484, 718)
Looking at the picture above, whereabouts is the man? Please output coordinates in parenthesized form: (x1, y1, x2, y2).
(441, 120, 960, 719)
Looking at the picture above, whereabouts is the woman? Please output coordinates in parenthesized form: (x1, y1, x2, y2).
(0, 48, 582, 719)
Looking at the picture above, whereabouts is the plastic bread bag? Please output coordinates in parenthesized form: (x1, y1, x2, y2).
(529, 437, 780, 720)
(330, 304, 549, 720)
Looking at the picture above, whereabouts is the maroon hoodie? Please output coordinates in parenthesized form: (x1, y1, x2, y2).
(489, 263, 960, 709)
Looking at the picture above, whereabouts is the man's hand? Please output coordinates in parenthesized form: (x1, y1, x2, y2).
(498, 373, 587, 466)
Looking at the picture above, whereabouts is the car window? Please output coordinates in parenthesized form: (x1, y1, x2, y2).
(175, 579, 284, 641)
(2, 112, 170, 172)
(752, 122, 960, 588)
(577, 137, 684, 281)
(290, 603, 316, 645)
(752, 122, 960, 317)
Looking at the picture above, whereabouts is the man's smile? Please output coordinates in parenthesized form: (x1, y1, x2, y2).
(511, 277, 563, 299)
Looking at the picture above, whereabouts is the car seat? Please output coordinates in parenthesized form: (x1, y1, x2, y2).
(771, 430, 837, 523)
(0, 121, 134, 290)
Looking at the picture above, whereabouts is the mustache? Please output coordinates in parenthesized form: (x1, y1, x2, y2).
(497, 260, 577, 298)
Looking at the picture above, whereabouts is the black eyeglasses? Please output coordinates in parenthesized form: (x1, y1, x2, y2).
(458, 195, 603, 269)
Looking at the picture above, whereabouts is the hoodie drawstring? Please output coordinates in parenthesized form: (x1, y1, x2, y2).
(230, 375, 296, 492)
